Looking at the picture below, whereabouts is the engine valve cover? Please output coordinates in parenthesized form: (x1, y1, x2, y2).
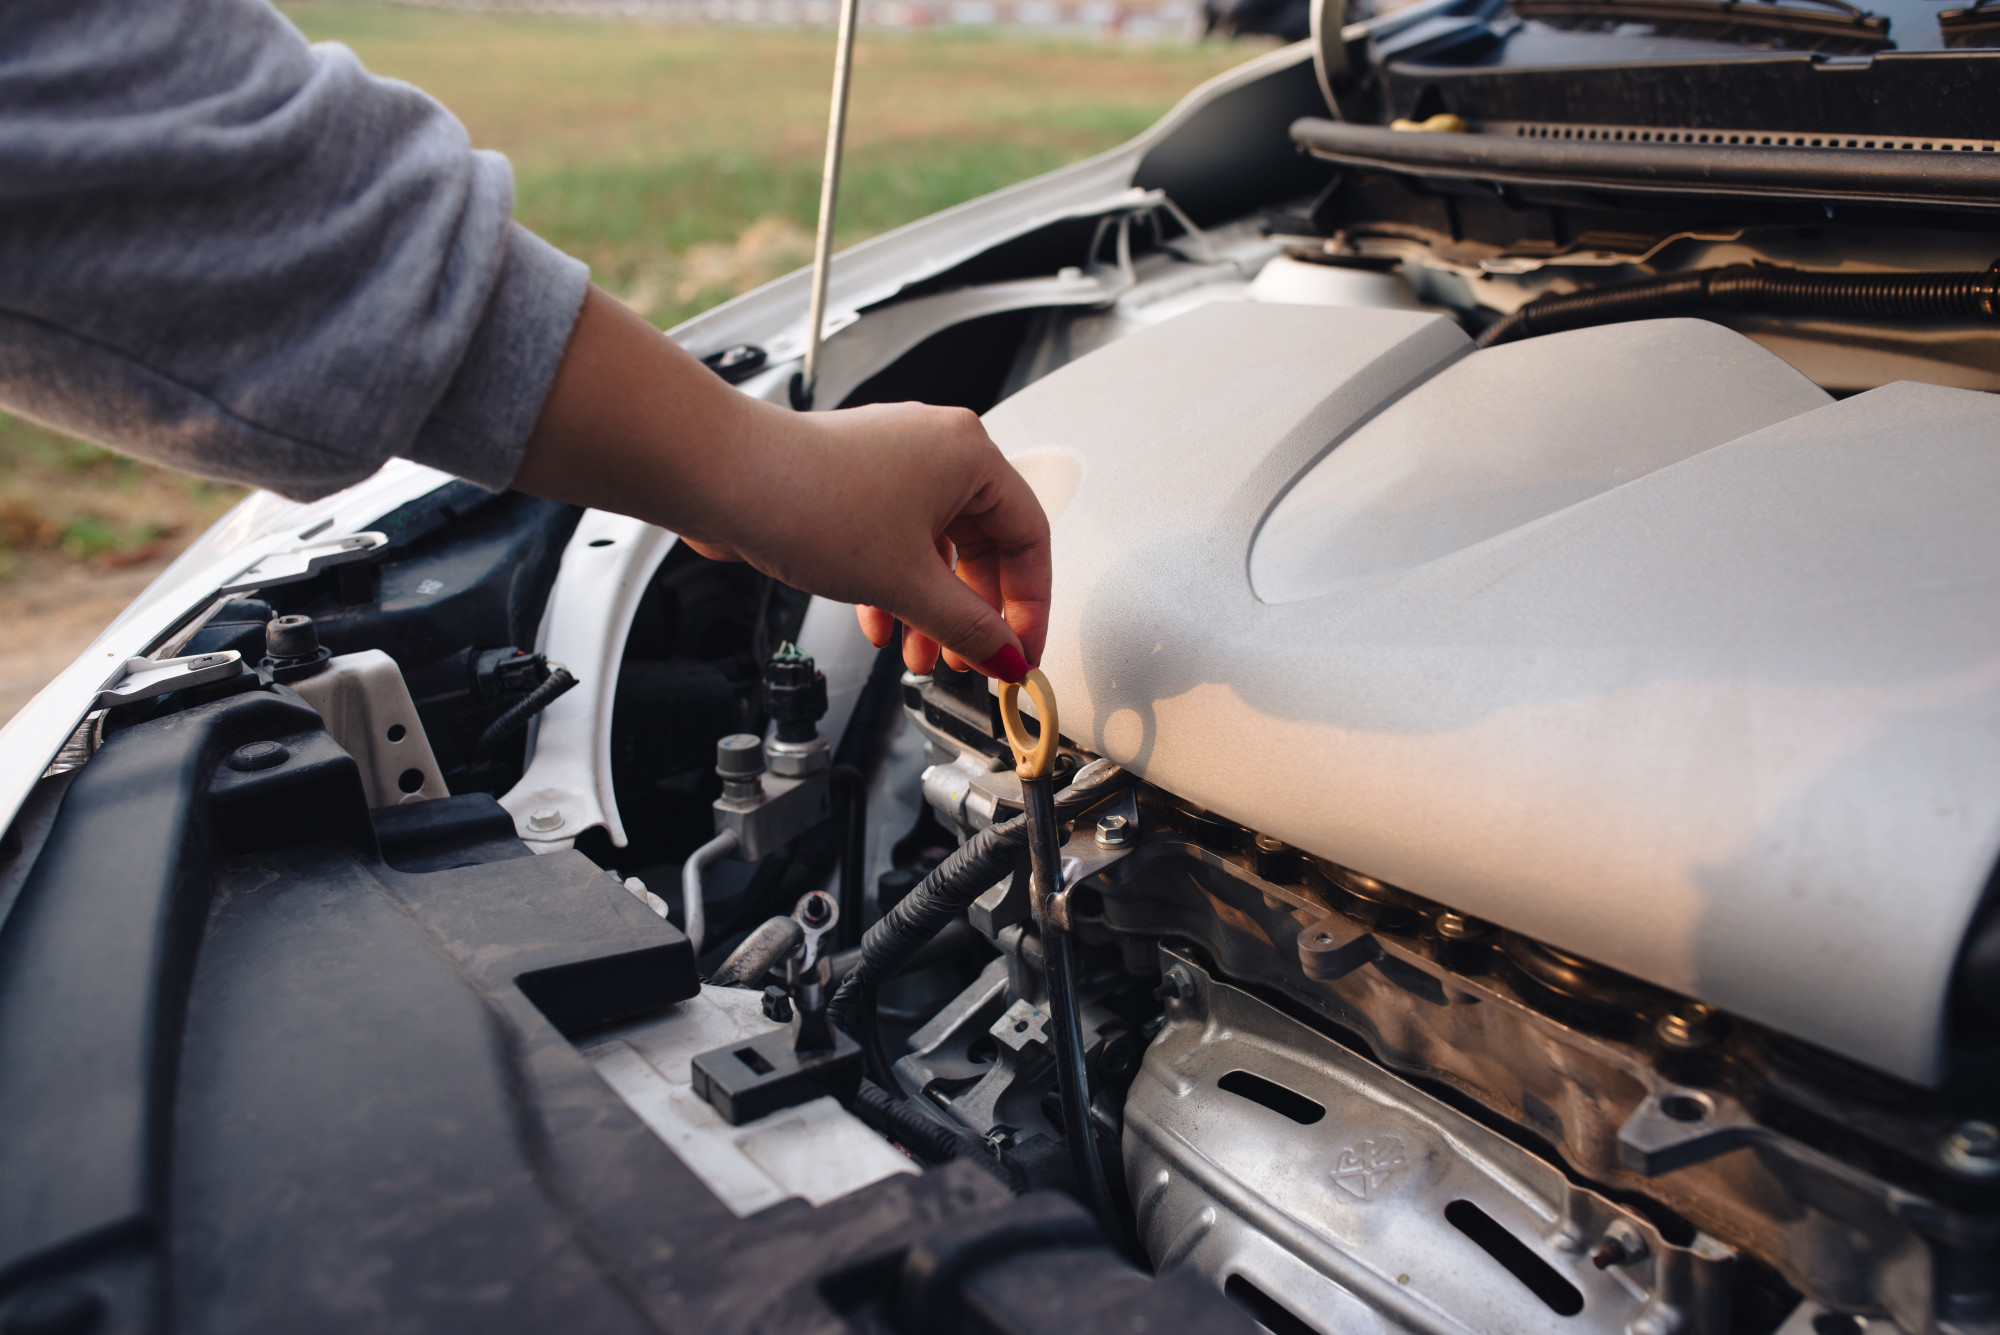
(984, 299, 2000, 1085)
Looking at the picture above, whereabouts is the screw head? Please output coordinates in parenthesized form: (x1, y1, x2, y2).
(527, 807, 564, 833)
(1942, 1120, 2000, 1177)
(1656, 1002, 1725, 1051)
(1435, 911, 1489, 942)
(1095, 813, 1135, 848)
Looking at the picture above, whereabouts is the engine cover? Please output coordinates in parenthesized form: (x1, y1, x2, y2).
(983, 299, 2000, 1085)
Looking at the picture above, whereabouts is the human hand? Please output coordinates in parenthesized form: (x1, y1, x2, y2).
(511, 287, 1049, 681)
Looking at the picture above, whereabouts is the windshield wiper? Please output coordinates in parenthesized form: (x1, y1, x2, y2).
(1941, 0, 2000, 48)
(1512, 0, 1891, 50)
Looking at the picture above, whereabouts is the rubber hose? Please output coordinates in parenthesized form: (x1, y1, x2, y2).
(851, 1078, 1031, 1195)
(1477, 261, 2000, 348)
(709, 915, 805, 988)
(471, 665, 578, 765)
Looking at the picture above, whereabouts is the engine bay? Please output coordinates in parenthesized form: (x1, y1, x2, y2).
(3, 13, 1999, 1335)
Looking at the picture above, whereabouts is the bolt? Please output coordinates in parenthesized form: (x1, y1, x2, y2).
(1435, 911, 1489, 942)
(527, 807, 564, 833)
(1153, 966, 1196, 1003)
(1590, 1220, 1649, 1270)
(1656, 1002, 1724, 1051)
(1941, 1120, 2000, 1177)
(761, 985, 794, 1024)
(1095, 813, 1134, 849)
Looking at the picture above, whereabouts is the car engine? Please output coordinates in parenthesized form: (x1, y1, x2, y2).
(2, 3, 1997, 1332)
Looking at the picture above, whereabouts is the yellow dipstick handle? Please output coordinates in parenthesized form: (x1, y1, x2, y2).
(998, 668, 1059, 782)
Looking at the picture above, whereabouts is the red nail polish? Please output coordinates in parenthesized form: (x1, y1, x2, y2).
(979, 644, 1030, 683)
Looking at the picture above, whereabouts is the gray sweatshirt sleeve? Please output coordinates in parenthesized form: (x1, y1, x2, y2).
(0, 0, 590, 502)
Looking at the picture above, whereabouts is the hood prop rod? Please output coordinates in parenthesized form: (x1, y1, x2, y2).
(792, 0, 862, 412)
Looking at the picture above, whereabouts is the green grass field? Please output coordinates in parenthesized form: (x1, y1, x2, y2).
(0, 6, 1260, 572)
(283, 5, 1260, 326)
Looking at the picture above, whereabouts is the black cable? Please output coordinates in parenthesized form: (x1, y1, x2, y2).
(470, 665, 577, 765)
(828, 819, 1029, 1099)
(826, 765, 1131, 1092)
(828, 816, 1030, 1034)
(831, 763, 866, 950)
(1023, 774, 1122, 1241)
(852, 979, 901, 1092)
(833, 640, 906, 776)
(1478, 260, 2000, 349)
(851, 1078, 1030, 1195)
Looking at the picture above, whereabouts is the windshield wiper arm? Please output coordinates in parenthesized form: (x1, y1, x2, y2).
(1512, 0, 1891, 49)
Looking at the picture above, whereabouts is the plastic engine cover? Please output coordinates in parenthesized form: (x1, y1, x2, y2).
(983, 299, 2000, 1086)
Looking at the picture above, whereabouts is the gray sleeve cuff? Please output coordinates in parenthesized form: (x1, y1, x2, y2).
(402, 222, 591, 491)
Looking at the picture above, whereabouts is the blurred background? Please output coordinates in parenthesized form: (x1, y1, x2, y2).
(0, 2, 1273, 725)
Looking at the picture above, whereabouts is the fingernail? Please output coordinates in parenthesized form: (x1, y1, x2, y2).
(978, 644, 1030, 683)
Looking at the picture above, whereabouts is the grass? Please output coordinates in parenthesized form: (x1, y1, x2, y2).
(280, 4, 1263, 325)
(0, 416, 245, 580)
(0, 5, 1263, 573)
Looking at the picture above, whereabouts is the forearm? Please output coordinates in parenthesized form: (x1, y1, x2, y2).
(510, 287, 779, 550)
(509, 286, 1050, 678)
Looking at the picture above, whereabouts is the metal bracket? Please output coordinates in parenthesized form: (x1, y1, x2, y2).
(1616, 1087, 1762, 1175)
(217, 531, 386, 594)
(93, 651, 245, 710)
(713, 769, 833, 863)
(793, 890, 840, 971)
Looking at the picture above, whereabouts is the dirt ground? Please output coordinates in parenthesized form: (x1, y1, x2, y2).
(0, 551, 187, 728)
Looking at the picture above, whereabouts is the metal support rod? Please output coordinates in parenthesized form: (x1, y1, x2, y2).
(1024, 774, 1122, 1235)
(798, 0, 862, 409)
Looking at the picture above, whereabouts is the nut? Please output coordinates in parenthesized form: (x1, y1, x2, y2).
(1656, 1002, 1725, 1051)
(1095, 813, 1135, 849)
